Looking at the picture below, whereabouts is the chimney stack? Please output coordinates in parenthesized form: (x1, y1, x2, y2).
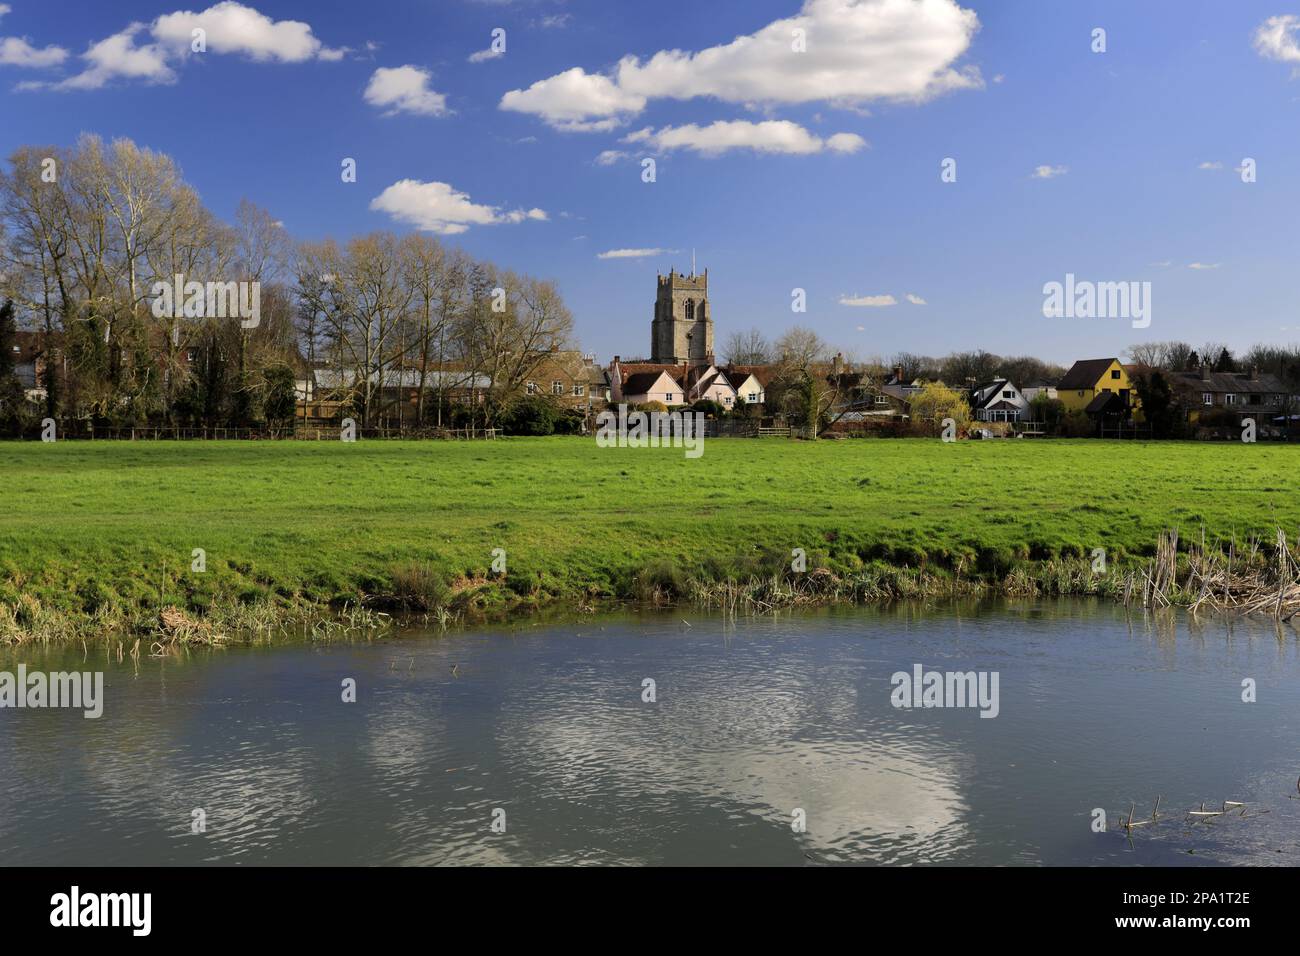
(1250, 366, 1260, 381)
(1200, 362, 1210, 381)
(894, 364, 904, 383)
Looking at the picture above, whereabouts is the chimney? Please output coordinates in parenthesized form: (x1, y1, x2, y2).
(1250, 365, 1259, 381)
(894, 364, 904, 383)
(1200, 362, 1210, 382)
(832, 352, 842, 377)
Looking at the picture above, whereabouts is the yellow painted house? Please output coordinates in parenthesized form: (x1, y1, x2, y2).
(1058, 357, 1142, 420)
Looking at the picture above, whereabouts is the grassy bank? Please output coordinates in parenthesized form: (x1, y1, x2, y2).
(2, 437, 1298, 642)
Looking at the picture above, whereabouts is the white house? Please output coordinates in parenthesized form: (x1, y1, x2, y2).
(969, 379, 1031, 422)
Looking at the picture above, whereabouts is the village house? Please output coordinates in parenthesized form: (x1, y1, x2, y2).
(524, 349, 609, 414)
(721, 365, 772, 406)
(1058, 357, 1140, 423)
(1020, 380, 1058, 404)
(968, 379, 1031, 422)
(1168, 364, 1293, 423)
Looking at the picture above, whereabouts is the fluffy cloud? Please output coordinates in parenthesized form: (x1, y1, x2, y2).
(468, 46, 503, 64)
(501, 0, 981, 130)
(597, 248, 679, 260)
(45, 25, 175, 90)
(0, 2, 68, 68)
(364, 65, 448, 116)
(0, 35, 68, 68)
(594, 149, 629, 165)
(1031, 164, 1067, 179)
(905, 293, 926, 304)
(500, 67, 646, 131)
(369, 179, 545, 235)
(24, 3, 340, 90)
(624, 120, 866, 156)
(1254, 14, 1300, 64)
(152, 2, 337, 61)
(839, 294, 897, 307)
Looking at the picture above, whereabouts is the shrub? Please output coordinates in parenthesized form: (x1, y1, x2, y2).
(501, 396, 557, 435)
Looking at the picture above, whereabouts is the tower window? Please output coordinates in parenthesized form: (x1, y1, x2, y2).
(685, 299, 694, 322)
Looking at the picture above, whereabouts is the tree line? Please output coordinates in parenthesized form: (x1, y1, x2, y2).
(0, 135, 573, 436)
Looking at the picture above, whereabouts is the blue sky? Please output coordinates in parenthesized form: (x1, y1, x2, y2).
(3, 0, 1299, 364)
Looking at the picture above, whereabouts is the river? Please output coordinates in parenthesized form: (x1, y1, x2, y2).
(2, 599, 1297, 865)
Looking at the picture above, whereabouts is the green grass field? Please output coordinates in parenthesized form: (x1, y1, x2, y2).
(2, 437, 1298, 636)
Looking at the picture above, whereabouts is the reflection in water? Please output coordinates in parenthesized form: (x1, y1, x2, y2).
(1, 600, 1298, 866)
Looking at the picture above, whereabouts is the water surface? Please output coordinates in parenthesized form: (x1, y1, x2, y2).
(2, 600, 1298, 865)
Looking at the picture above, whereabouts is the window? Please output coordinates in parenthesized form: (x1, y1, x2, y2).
(874, 394, 888, 406)
(526, 381, 537, 394)
(1077, 390, 1085, 397)
(747, 392, 758, 403)
(573, 384, 584, 397)
(552, 381, 563, 395)
(1002, 390, 1013, 399)
(1249, 393, 1261, 405)
(1225, 393, 1237, 405)
(1202, 393, 1213, 406)
(723, 396, 732, 406)
(665, 393, 675, 403)
(1111, 370, 1121, 379)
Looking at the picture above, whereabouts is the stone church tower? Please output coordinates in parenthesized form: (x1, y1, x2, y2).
(651, 268, 713, 365)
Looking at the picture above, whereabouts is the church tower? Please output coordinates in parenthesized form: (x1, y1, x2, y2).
(651, 267, 713, 365)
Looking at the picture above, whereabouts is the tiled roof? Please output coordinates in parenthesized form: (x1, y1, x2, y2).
(1059, 358, 1119, 390)
(1170, 369, 1288, 394)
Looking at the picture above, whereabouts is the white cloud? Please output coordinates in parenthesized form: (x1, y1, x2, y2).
(369, 179, 545, 235)
(468, 47, 503, 63)
(45, 25, 175, 90)
(625, 120, 865, 157)
(364, 65, 448, 116)
(152, 2, 331, 61)
(597, 248, 679, 260)
(905, 293, 926, 304)
(500, 67, 645, 131)
(1187, 262, 1220, 270)
(1197, 161, 1223, 170)
(501, 0, 981, 130)
(1254, 14, 1300, 64)
(594, 149, 629, 166)
(0, 1, 68, 68)
(0, 35, 68, 68)
(23, 3, 340, 90)
(839, 294, 897, 307)
(1031, 164, 1067, 179)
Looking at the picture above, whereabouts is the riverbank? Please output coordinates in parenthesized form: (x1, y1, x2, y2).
(3, 438, 1299, 644)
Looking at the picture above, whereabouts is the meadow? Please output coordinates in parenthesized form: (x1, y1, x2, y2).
(2, 436, 1298, 639)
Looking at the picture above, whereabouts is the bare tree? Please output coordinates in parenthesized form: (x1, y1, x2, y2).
(722, 327, 772, 365)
